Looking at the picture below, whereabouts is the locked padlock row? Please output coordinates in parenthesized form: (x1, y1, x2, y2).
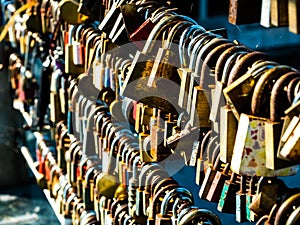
(3, 0, 300, 224)
(228, 0, 300, 34)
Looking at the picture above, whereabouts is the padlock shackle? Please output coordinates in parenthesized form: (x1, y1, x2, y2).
(251, 65, 295, 117)
(195, 37, 229, 82)
(188, 33, 215, 70)
(142, 15, 197, 54)
(270, 71, 300, 122)
(160, 187, 193, 216)
(172, 196, 193, 220)
(206, 135, 218, 164)
(149, 183, 179, 219)
(179, 25, 206, 68)
(132, 155, 141, 180)
(202, 42, 234, 83)
(144, 168, 167, 193)
(199, 130, 211, 160)
(178, 208, 221, 225)
(138, 163, 163, 188)
(164, 21, 194, 49)
(215, 45, 244, 83)
(152, 178, 178, 198)
(287, 77, 300, 104)
(227, 51, 266, 86)
(274, 193, 300, 225)
(211, 144, 220, 167)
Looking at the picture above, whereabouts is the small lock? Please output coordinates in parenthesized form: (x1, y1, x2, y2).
(143, 168, 168, 217)
(195, 130, 212, 185)
(235, 175, 248, 223)
(198, 145, 222, 199)
(246, 176, 259, 222)
(206, 163, 231, 202)
(217, 172, 240, 214)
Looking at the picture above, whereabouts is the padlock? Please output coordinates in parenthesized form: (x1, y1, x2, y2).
(57, 127, 70, 173)
(122, 148, 139, 188)
(122, 15, 197, 112)
(94, 172, 119, 200)
(65, 139, 79, 183)
(266, 71, 300, 169)
(271, 0, 288, 27)
(118, 144, 131, 184)
(217, 172, 240, 214)
(178, 24, 206, 68)
(251, 65, 295, 118)
(64, 192, 77, 218)
(150, 109, 170, 162)
(206, 163, 231, 202)
(136, 163, 164, 217)
(107, 198, 125, 225)
(261, 0, 273, 27)
(223, 60, 277, 120)
(228, 0, 262, 24)
(186, 32, 222, 114)
(148, 184, 180, 225)
(128, 156, 147, 224)
(195, 37, 231, 90)
(71, 197, 83, 224)
(210, 45, 252, 127)
(65, 25, 85, 75)
(195, 130, 211, 185)
(146, 20, 193, 89)
(235, 175, 248, 223)
(80, 210, 98, 225)
(113, 204, 128, 225)
(219, 105, 238, 163)
(279, 116, 300, 162)
(288, 0, 300, 34)
(144, 168, 168, 217)
(199, 154, 223, 199)
(155, 187, 193, 225)
(250, 177, 287, 218)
